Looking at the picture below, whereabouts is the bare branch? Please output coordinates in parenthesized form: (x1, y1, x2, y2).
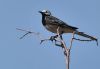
(56, 27, 71, 69)
(17, 28, 98, 69)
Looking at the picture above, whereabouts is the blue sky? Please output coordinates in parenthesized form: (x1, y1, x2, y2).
(0, 0, 100, 69)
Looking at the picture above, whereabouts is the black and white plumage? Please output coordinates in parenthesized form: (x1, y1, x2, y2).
(39, 10, 97, 42)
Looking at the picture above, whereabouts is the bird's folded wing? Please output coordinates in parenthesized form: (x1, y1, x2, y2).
(46, 16, 78, 30)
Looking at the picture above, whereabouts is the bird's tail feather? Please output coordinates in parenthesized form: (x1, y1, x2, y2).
(76, 32, 98, 45)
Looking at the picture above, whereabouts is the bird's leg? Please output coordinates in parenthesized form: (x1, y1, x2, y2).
(60, 35, 63, 40)
(52, 26, 64, 47)
(40, 35, 58, 44)
(49, 34, 64, 48)
(49, 35, 58, 42)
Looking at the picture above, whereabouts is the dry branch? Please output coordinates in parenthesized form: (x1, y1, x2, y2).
(17, 28, 98, 69)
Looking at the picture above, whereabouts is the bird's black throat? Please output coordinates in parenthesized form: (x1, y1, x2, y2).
(41, 14, 46, 25)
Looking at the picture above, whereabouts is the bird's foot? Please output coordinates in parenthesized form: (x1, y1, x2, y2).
(49, 35, 58, 42)
(40, 35, 58, 44)
(50, 35, 64, 48)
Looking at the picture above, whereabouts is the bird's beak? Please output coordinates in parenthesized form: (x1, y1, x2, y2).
(38, 11, 42, 13)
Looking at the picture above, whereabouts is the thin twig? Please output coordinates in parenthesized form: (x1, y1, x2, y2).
(73, 37, 98, 46)
(19, 32, 31, 39)
(73, 38, 92, 41)
(69, 31, 75, 49)
(16, 28, 40, 39)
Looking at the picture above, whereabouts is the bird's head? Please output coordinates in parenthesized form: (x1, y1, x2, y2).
(39, 10, 51, 16)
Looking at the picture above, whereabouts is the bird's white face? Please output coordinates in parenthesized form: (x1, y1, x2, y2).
(41, 10, 51, 16)
(42, 10, 47, 13)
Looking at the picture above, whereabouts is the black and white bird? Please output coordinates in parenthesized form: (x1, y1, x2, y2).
(39, 10, 97, 43)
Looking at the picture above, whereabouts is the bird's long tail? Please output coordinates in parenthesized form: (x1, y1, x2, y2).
(76, 32, 98, 45)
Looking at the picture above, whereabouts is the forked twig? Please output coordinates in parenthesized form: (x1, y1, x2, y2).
(17, 28, 98, 69)
(56, 26, 75, 69)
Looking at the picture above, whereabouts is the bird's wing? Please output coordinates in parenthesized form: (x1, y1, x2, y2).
(46, 16, 78, 30)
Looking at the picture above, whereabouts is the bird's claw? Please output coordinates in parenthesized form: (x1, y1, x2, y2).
(49, 35, 58, 42)
(40, 35, 58, 44)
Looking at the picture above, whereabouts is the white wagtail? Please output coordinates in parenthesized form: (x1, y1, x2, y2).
(39, 10, 97, 43)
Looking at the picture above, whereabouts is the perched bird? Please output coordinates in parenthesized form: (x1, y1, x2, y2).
(39, 10, 98, 44)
